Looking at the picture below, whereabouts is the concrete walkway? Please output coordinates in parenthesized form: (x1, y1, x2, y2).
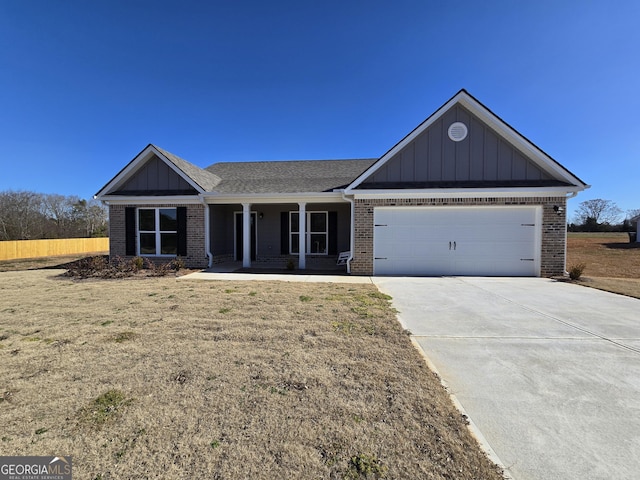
(373, 277, 640, 480)
(178, 269, 374, 284)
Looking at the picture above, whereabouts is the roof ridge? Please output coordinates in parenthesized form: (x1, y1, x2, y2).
(206, 158, 377, 168)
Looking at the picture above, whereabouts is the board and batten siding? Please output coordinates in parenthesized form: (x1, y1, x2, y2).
(364, 105, 553, 184)
(117, 155, 197, 193)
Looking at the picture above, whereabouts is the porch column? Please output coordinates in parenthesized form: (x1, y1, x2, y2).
(298, 202, 306, 270)
(242, 202, 251, 268)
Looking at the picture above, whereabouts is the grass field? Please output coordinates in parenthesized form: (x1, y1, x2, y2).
(1, 231, 635, 478)
(566, 232, 640, 298)
(0, 269, 503, 480)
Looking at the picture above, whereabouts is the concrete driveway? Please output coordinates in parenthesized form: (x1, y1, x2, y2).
(373, 277, 640, 480)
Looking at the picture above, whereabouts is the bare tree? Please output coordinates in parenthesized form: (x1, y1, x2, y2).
(627, 209, 640, 220)
(574, 199, 622, 227)
(71, 198, 108, 237)
(42, 193, 76, 238)
(0, 190, 108, 240)
(0, 191, 47, 240)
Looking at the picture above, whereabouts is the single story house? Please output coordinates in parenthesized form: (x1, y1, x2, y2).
(95, 89, 589, 277)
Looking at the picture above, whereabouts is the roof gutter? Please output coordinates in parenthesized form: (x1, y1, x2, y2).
(566, 190, 580, 199)
(347, 186, 586, 198)
(341, 191, 354, 274)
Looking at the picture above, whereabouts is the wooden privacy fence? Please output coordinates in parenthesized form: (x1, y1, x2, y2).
(0, 238, 109, 261)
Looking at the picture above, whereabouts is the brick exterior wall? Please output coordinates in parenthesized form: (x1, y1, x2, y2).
(109, 196, 568, 276)
(108, 204, 127, 260)
(109, 203, 208, 269)
(350, 196, 567, 277)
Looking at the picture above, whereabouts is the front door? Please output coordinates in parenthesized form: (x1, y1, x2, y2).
(235, 212, 257, 261)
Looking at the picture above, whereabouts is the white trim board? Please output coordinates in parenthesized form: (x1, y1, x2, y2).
(98, 195, 203, 205)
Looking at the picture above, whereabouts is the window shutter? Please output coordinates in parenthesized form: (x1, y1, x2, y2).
(125, 207, 136, 256)
(280, 212, 289, 255)
(328, 211, 338, 255)
(177, 207, 188, 256)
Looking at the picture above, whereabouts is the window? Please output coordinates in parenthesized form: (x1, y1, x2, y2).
(289, 211, 328, 255)
(138, 208, 178, 256)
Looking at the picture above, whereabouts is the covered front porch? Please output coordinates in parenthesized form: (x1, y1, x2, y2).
(206, 198, 352, 272)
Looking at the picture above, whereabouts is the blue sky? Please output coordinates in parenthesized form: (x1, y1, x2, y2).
(1, 0, 639, 220)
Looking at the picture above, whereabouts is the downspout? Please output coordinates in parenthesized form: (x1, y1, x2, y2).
(98, 198, 110, 260)
(342, 192, 355, 274)
(200, 195, 213, 268)
(563, 191, 578, 276)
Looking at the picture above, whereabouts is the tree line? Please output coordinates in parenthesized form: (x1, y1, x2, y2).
(0, 190, 108, 241)
(1, 191, 635, 239)
(569, 199, 639, 232)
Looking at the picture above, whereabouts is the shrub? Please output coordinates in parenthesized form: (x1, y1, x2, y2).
(286, 259, 295, 271)
(111, 256, 141, 275)
(568, 263, 586, 281)
(144, 258, 172, 277)
(170, 257, 185, 271)
(131, 256, 144, 271)
(64, 255, 182, 279)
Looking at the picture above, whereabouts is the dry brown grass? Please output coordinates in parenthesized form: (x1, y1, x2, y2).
(0, 270, 502, 480)
(567, 232, 640, 298)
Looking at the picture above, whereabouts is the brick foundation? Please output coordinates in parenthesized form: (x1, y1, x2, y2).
(350, 196, 567, 277)
(211, 253, 343, 271)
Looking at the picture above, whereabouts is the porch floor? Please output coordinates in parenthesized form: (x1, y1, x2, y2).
(203, 261, 348, 276)
(179, 262, 372, 284)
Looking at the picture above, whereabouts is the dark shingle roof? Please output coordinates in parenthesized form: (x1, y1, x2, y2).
(205, 159, 377, 194)
(153, 145, 222, 192)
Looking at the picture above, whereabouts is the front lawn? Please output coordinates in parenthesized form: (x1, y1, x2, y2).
(0, 270, 503, 479)
(567, 232, 640, 298)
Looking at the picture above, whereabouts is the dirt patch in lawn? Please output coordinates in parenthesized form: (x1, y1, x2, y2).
(0, 254, 104, 272)
(0, 270, 503, 480)
(567, 233, 640, 298)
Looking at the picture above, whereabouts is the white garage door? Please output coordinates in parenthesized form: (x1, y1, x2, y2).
(373, 206, 540, 276)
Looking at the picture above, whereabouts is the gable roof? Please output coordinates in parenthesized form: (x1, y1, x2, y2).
(95, 143, 375, 198)
(205, 159, 376, 194)
(96, 90, 587, 200)
(346, 89, 589, 192)
(153, 146, 222, 192)
(95, 144, 221, 197)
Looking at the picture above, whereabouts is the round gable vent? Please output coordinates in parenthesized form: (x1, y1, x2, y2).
(448, 122, 468, 142)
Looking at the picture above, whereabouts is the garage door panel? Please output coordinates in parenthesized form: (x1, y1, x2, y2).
(456, 237, 533, 255)
(452, 257, 532, 276)
(457, 226, 533, 243)
(376, 254, 450, 276)
(373, 207, 539, 276)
